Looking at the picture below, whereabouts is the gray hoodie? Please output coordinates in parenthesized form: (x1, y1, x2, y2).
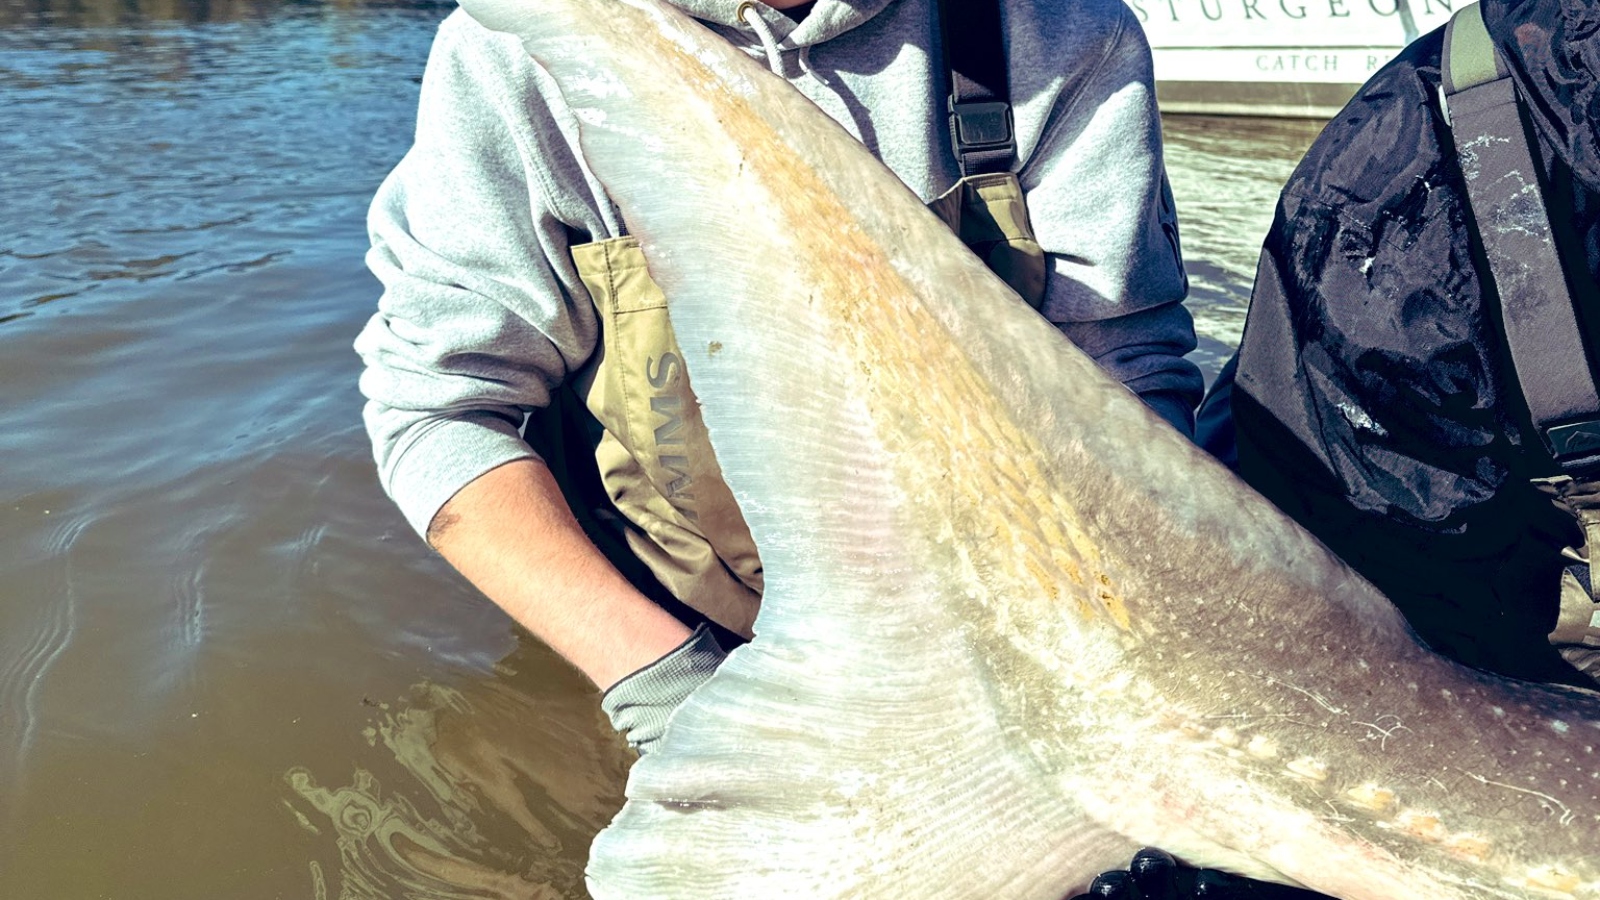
(356, 0, 1202, 539)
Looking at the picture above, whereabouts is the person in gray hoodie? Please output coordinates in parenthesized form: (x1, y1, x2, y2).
(355, 0, 1202, 753)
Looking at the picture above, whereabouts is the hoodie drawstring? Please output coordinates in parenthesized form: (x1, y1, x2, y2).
(797, 44, 822, 82)
(736, 2, 785, 75)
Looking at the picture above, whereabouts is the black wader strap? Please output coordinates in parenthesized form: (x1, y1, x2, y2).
(1443, 2, 1600, 471)
(938, 0, 1014, 177)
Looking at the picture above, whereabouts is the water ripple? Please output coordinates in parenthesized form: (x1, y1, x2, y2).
(0, 512, 92, 791)
(289, 522, 329, 581)
(169, 550, 208, 652)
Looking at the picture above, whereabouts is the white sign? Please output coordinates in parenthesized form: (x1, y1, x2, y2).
(1126, 0, 1455, 51)
(1150, 47, 1404, 83)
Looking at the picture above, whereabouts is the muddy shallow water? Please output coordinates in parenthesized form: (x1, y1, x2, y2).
(0, 1, 1323, 895)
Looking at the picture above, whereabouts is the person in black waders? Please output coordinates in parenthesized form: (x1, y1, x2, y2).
(1204, 0, 1600, 691)
(1082, 0, 1599, 897)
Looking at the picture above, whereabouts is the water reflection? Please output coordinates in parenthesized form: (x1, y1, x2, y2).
(0, 0, 451, 325)
(1, 0, 453, 28)
(287, 676, 631, 900)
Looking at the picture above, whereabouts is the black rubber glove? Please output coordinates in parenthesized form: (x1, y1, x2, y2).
(1066, 848, 1336, 900)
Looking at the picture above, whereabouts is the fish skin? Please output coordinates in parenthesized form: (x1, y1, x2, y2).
(457, 0, 1600, 897)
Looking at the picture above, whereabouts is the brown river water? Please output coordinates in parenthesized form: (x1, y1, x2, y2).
(0, 1, 1326, 895)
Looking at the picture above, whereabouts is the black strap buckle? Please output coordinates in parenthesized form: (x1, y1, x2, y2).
(1547, 420, 1600, 473)
(949, 99, 1014, 174)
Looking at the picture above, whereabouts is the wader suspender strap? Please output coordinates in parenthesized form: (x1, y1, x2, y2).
(1443, 2, 1600, 471)
(939, 0, 1014, 176)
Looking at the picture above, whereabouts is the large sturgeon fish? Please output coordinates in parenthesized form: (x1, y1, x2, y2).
(458, 0, 1600, 896)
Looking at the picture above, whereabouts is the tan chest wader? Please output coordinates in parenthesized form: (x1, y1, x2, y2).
(1443, 4, 1600, 681)
(533, 0, 1040, 640)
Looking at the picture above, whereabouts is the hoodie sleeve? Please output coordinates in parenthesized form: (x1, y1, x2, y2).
(354, 11, 603, 538)
(1013, 1, 1202, 434)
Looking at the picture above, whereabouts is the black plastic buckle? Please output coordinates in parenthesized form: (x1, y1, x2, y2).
(949, 99, 1015, 174)
(1546, 419, 1600, 473)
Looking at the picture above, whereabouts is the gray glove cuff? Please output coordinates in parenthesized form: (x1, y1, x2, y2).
(600, 623, 727, 754)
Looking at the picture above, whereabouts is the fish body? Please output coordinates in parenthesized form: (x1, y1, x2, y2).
(456, 0, 1600, 896)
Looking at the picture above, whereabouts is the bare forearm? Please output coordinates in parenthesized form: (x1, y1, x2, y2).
(428, 458, 691, 689)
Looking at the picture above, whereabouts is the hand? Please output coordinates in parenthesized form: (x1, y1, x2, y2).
(599, 623, 727, 754)
(1067, 848, 1335, 900)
